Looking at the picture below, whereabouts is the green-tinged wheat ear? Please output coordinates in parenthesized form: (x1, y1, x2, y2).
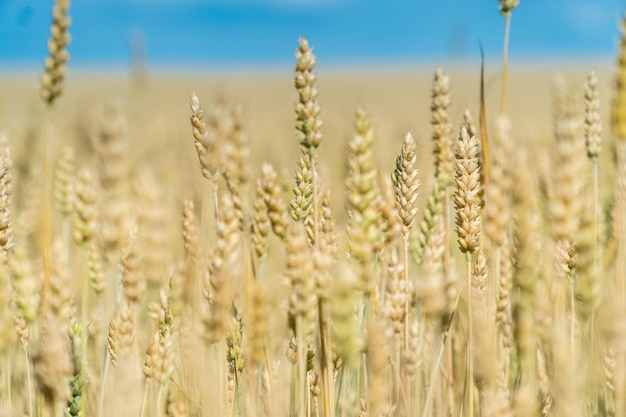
(614, 14, 626, 141)
(499, 0, 519, 14)
(226, 309, 245, 377)
(410, 174, 445, 266)
(40, 0, 71, 106)
(330, 264, 360, 368)
(346, 108, 383, 291)
(66, 321, 88, 417)
(290, 154, 313, 222)
(454, 126, 482, 255)
(295, 37, 322, 155)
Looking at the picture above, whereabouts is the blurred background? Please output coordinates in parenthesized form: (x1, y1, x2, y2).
(0, 0, 624, 72)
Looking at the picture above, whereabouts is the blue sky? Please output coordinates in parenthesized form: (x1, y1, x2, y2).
(0, 0, 624, 69)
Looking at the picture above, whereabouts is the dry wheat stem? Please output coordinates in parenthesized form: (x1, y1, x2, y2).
(466, 254, 474, 417)
(42, 113, 54, 314)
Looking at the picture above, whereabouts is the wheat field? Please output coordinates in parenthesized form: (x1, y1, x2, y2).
(1, 1, 626, 417)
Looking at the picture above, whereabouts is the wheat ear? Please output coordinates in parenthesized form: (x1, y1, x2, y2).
(454, 125, 482, 417)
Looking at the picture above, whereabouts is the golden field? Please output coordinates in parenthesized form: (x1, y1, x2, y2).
(2, 4, 626, 417)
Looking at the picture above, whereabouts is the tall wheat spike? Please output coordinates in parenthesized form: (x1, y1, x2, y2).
(454, 125, 482, 417)
(40, 0, 71, 106)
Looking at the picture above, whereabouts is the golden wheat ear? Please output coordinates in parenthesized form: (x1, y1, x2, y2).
(40, 0, 71, 106)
